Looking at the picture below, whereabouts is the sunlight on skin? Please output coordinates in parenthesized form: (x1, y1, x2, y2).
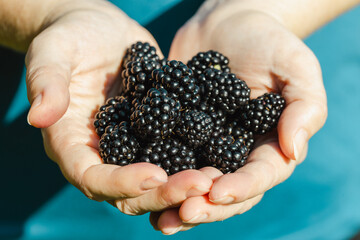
(151, 9, 326, 234)
(24, 0, 213, 217)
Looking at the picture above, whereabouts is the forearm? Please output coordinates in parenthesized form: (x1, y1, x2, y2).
(0, 0, 121, 52)
(196, 0, 360, 38)
(0, 0, 60, 52)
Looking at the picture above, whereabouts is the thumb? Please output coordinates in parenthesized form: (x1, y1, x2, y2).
(25, 36, 71, 128)
(276, 48, 327, 161)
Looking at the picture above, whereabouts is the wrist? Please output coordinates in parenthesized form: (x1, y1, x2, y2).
(0, 0, 129, 52)
(194, 0, 360, 38)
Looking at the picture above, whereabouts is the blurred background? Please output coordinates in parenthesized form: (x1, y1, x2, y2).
(0, 0, 359, 239)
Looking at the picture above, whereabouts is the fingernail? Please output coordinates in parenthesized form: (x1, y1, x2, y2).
(27, 94, 42, 126)
(162, 225, 183, 235)
(185, 213, 208, 223)
(140, 176, 167, 191)
(293, 129, 308, 160)
(210, 196, 235, 204)
(186, 186, 210, 197)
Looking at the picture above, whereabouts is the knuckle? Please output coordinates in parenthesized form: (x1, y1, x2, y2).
(309, 100, 328, 129)
(316, 102, 328, 125)
(158, 188, 175, 206)
(215, 206, 230, 221)
(78, 166, 103, 202)
(79, 177, 100, 202)
(116, 200, 140, 216)
(82, 188, 98, 201)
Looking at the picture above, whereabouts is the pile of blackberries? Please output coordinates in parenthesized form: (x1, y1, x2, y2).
(94, 42, 286, 175)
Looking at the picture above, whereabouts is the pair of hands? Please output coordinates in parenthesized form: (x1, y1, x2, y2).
(25, 0, 327, 235)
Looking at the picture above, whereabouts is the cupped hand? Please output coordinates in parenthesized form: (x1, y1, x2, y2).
(25, 0, 212, 215)
(151, 7, 327, 234)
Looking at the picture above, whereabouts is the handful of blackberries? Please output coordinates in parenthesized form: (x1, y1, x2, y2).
(94, 42, 286, 175)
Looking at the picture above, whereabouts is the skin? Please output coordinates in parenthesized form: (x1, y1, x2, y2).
(2, 0, 213, 217)
(150, 0, 359, 234)
(0, 0, 359, 236)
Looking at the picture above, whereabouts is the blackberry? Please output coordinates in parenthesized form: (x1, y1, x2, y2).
(197, 102, 226, 138)
(175, 110, 214, 148)
(187, 50, 230, 77)
(199, 69, 250, 114)
(224, 120, 255, 149)
(130, 88, 181, 140)
(123, 41, 160, 67)
(139, 138, 196, 175)
(94, 96, 131, 137)
(152, 60, 200, 108)
(122, 60, 160, 99)
(205, 135, 249, 174)
(240, 92, 286, 135)
(99, 122, 140, 166)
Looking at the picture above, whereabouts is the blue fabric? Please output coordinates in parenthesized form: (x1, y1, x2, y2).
(1, 1, 360, 239)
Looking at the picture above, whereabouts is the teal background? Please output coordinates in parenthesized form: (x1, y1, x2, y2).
(0, 0, 359, 239)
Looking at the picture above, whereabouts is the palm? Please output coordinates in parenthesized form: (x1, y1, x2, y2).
(28, 6, 213, 215)
(150, 11, 326, 233)
(33, 8, 163, 195)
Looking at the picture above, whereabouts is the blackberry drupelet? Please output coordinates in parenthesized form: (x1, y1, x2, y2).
(99, 122, 140, 166)
(205, 135, 249, 173)
(130, 88, 181, 140)
(199, 68, 251, 114)
(152, 60, 200, 108)
(94, 96, 131, 137)
(122, 41, 160, 67)
(139, 138, 196, 175)
(224, 120, 255, 149)
(122, 60, 160, 99)
(187, 50, 230, 77)
(175, 110, 214, 148)
(159, 58, 168, 67)
(240, 92, 286, 135)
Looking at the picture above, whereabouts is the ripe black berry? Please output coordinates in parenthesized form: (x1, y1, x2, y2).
(197, 102, 226, 138)
(205, 135, 249, 173)
(224, 120, 255, 149)
(94, 96, 131, 137)
(152, 60, 200, 108)
(240, 92, 286, 135)
(130, 88, 181, 140)
(139, 138, 196, 175)
(123, 42, 160, 67)
(187, 50, 230, 77)
(122, 60, 160, 99)
(175, 110, 214, 148)
(99, 122, 140, 166)
(199, 69, 250, 114)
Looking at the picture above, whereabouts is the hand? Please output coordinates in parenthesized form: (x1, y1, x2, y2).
(151, 8, 327, 234)
(25, 0, 212, 215)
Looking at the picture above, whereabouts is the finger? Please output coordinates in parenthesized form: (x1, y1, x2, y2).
(42, 123, 168, 201)
(198, 166, 223, 180)
(274, 45, 327, 160)
(114, 169, 212, 215)
(81, 162, 168, 201)
(156, 208, 197, 235)
(179, 194, 263, 224)
(149, 212, 162, 231)
(277, 96, 326, 160)
(25, 33, 72, 128)
(208, 137, 306, 204)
